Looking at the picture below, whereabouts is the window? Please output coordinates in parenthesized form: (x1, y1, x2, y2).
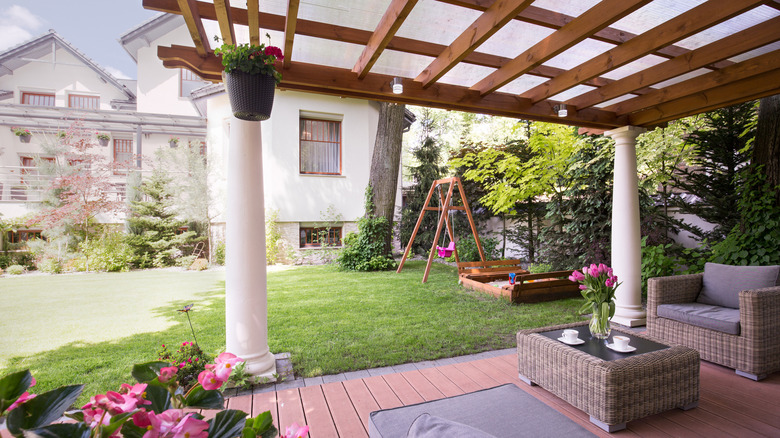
(299, 227, 342, 248)
(113, 183, 126, 202)
(180, 69, 208, 97)
(19, 156, 54, 184)
(68, 94, 100, 109)
(21, 92, 55, 106)
(113, 139, 133, 165)
(7, 230, 43, 243)
(300, 118, 341, 175)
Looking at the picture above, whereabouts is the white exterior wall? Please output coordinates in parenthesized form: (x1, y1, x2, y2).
(135, 22, 204, 117)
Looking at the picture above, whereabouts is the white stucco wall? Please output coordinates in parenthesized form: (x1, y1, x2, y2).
(135, 21, 206, 117)
(206, 90, 378, 225)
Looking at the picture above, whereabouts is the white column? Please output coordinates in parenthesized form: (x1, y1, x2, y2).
(605, 126, 647, 327)
(225, 118, 276, 378)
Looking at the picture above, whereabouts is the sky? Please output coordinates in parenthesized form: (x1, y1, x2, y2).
(0, 0, 160, 79)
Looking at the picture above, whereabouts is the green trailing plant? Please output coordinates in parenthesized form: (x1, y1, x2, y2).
(213, 34, 284, 83)
(96, 133, 110, 141)
(337, 185, 396, 271)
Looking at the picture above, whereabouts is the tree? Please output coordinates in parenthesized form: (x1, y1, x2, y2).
(399, 136, 446, 255)
(670, 102, 756, 243)
(368, 102, 405, 255)
(753, 94, 780, 205)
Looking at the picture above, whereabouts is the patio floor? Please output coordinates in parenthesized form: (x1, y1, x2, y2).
(219, 349, 780, 437)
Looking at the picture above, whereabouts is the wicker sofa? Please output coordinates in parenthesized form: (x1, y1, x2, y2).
(647, 268, 780, 381)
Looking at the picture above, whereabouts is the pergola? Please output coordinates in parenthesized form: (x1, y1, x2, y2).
(142, 0, 780, 377)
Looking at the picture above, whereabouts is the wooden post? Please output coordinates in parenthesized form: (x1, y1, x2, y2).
(396, 180, 437, 272)
(424, 180, 455, 283)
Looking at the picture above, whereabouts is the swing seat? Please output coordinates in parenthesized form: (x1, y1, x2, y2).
(437, 241, 456, 258)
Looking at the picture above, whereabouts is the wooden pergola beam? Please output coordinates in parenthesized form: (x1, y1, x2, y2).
(416, 0, 534, 88)
(157, 44, 627, 129)
(176, 0, 210, 56)
(629, 69, 780, 126)
(520, 0, 765, 103)
(283, 0, 300, 69)
(609, 50, 780, 116)
(470, 0, 651, 96)
(213, 0, 235, 46)
(142, 0, 644, 93)
(568, 17, 780, 110)
(247, 0, 259, 45)
(353, 0, 418, 79)
(438, 0, 735, 70)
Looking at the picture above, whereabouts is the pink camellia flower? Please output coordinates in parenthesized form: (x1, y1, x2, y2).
(170, 413, 209, 438)
(158, 366, 179, 383)
(282, 423, 309, 438)
(264, 46, 284, 60)
(206, 352, 244, 381)
(197, 370, 224, 391)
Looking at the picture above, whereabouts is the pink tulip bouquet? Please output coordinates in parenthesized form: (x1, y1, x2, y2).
(0, 352, 305, 438)
(569, 263, 621, 338)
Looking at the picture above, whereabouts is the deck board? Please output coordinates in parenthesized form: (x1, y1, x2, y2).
(362, 375, 403, 410)
(276, 388, 306, 435)
(399, 369, 444, 401)
(321, 382, 367, 438)
(341, 379, 380, 429)
(299, 385, 338, 438)
(381, 372, 424, 405)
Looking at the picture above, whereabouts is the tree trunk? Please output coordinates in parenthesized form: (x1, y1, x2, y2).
(369, 102, 406, 255)
(754, 94, 780, 204)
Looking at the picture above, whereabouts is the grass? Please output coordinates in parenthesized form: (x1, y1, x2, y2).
(0, 261, 585, 404)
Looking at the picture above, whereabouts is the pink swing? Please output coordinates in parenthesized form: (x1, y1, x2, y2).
(437, 241, 455, 258)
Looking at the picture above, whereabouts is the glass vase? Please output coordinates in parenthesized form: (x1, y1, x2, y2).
(589, 302, 612, 339)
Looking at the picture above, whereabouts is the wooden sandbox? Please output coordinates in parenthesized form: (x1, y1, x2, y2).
(457, 260, 581, 303)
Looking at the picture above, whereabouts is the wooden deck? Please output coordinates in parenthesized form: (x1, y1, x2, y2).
(225, 352, 780, 437)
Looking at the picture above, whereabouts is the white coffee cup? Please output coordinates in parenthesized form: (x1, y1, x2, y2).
(562, 329, 579, 343)
(613, 335, 631, 350)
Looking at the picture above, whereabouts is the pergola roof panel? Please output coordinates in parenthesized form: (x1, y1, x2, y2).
(145, 0, 780, 129)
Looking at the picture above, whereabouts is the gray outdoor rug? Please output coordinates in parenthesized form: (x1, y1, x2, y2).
(369, 383, 595, 438)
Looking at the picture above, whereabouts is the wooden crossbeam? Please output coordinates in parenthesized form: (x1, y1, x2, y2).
(520, 0, 766, 103)
(568, 17, 780, 111)
(247, 0, 259, 45)
(617, 52, 780, 119)
(157, 45, 627, 128)
(176, 0, 210, 56)
(629, 69, 780, 126)
(438, 0, 735, 70)
(416, 0, 534, 88)
(470, 0, 651, 96)
(213, 0, 235, 46)
(283, 0, 300, 69)
(353, 0, 418, 79)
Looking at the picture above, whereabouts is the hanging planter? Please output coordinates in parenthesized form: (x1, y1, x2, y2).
(19, 133, 31, 143)
(169, 137, 180, 148)
(96, 133, 111, 146)
(214, 37, 283, 122)
(12, 127, 32, 143)
(224, 71, 276, 121)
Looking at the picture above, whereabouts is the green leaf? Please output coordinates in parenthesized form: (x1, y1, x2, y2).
(120, 421, 146, 438)
(143, 385, 172, 414)
(207, 409, 247, 438)
(131, 362, 169, 384)
(183, 385, 224, 410)
(99, 411, 136, 438)
(7, 385, 83, 436)
(0, 370, 33, 413)
(21, 422, 91, 438)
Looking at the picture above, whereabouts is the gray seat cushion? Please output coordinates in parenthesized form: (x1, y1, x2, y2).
(658, 303, 741, 335)
(696, 262, 780, 309)
(368, 384, 594, 438)
(407, 413, 495, 438)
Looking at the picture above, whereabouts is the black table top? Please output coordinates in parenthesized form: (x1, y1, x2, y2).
(539, 328, 670, 361)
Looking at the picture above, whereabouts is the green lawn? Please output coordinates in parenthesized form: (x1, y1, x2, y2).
(1, 262, 585, 404)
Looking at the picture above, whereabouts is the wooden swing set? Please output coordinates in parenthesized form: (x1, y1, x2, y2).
(397, 177, 484, 283)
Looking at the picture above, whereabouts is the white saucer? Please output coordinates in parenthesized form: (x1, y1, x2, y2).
(606, 343, 636, 353)
(558, 337, 585, 345)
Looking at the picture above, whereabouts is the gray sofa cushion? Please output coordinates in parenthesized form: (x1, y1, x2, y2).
(658, 303, 741, 335)
(696, 263, 780, 309)
(407, 414, 495, 438)
(369, 384, 594, 438)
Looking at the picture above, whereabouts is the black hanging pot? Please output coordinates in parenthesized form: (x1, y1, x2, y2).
(224, 70, 276, 121)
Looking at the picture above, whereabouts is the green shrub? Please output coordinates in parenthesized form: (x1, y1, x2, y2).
(640, 237, 710, 295)
(189, 258, 209, 271)
(527, 263, 553, 274)
(455, 236, 501, 262)
(37, 257, 62, 274)
(79, 231, 133, 272)
(336, 185, 397, 271)
(176, 255, 197, 268)
(266, 209, 283, 265)
(157, 341, 210, 391)
(6, 264, 25, 275)
(0, 252, 36, 269)
(214, 241, 226, 265)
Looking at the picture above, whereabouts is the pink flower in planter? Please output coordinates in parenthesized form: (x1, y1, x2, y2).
(143, 409, 186, 438)
(207, 352, 244, 380)
(197, 370, 224, 390)
(264, 46, 283, 60)
(282, 423, 309, 438)
(170, 413, 209, 438)
(158, 366, 179, 383)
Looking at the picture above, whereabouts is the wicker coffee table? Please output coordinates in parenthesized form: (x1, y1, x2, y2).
(517, 322, 700, 432)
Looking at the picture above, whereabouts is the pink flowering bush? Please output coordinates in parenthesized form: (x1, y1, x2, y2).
(157, 341, 209, 390)
(0, 352, 303, 438)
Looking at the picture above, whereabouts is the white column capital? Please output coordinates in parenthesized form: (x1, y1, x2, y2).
(605, 125, 646, 143)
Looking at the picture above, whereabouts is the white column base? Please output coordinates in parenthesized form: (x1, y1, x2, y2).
(611, 314, 647, 328)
